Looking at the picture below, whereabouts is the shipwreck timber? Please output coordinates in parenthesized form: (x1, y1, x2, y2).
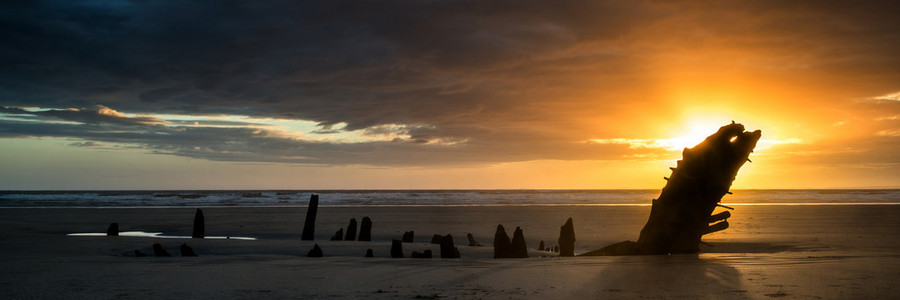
(583, 122, 761, 255)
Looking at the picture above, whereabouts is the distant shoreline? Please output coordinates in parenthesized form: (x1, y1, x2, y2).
(2, 189, 898, 207)
(1, 188, 898, 192)
(3, 202, 900, 209)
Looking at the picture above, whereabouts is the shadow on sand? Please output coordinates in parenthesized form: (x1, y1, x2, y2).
(580, 254, 744, 297)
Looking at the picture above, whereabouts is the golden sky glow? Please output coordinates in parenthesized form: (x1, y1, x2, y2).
(0, 1, 898, 189)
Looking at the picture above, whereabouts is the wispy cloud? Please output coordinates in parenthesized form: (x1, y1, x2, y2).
(588, 138, 687, 151)
(588, 137, 802, 151)
(2, 105, 166, 126)
(0, 103, 654, 165)
(68, 141, 104, 148)
(871, 91, 900, 101)
(877, 130, 900, 137)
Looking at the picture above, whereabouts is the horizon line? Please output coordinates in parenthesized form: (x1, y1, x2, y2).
(1, 188, 899, 192)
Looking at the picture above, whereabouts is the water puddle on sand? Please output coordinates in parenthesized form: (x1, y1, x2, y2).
(67, 231, 256, 240)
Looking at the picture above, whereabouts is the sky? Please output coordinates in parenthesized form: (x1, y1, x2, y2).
(1, 0, 899, 190)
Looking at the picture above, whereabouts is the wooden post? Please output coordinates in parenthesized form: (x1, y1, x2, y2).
(301, 194, 318, 241)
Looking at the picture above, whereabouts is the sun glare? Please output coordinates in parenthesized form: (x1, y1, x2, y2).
(667, 118, 729, 150)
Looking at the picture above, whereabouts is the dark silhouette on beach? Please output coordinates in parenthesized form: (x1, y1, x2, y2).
(307, 244, 323, 257)
(510, 227, 528, 258)
(345, 218, 357, 241)
(390, 239, 404, 258)
(558, 218, 575, 256)
(330, 228, 344, 241)
(402, 231, 414, 243)
(358, 217, 372, 241)
(466, 233, 482, 246)
(440, 234, 461, 258)
(584, 122, 761, 255)
(301, 194, 319, 241)
(153, 243, 171, 257)
(180, 243, 198, 257)
(430, 234, 443, 244)
(493, 224, 512, 258)
(106, 223, 119, 236)
(494, 225, 530, 258)
(192, 209, 204, 239)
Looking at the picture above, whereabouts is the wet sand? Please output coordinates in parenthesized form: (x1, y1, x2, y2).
(1, 205, 899, 299)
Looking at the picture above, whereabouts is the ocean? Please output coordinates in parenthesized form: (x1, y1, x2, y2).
(1, 189, 898, 207)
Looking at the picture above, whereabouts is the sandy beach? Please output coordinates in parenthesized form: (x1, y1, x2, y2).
(2, 204, 899, 299)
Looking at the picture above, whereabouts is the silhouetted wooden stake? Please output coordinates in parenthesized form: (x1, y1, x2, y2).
(358, 217, 372, 241)
(510, 227, 528, 258)
(301, 194, 318, 241)
(402, 231, 414, 243)
(467, 233, 482, 246)
(106, 223, 119, 236)
(192, 208, 204, 239)
(330, 228, 344, 241)
(493, 224, 511, 258)
(307, 244, 323, 257)
(180, 243, 198, 257)
(430, 234, 443, 244)
(345, 218, 357, 241)
(440, 234, 461, 258)
(558, 218, 576, 257)
(390, 239, 403, 258)
(153, 243, 171, 257)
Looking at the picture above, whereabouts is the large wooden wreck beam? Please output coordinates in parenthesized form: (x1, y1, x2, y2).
(584, 122, 761, 255)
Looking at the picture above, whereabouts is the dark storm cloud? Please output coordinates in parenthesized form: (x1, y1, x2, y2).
(1, 1, 899, 166)
(0, 1, 649, 122)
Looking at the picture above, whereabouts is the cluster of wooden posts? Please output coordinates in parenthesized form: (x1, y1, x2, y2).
(105, 193, 580, 259)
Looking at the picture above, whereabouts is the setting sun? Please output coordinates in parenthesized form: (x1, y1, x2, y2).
(666, 118, 736, 150)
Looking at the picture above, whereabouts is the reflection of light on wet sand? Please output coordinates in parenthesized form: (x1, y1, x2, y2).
(67, 231, 256, 240)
